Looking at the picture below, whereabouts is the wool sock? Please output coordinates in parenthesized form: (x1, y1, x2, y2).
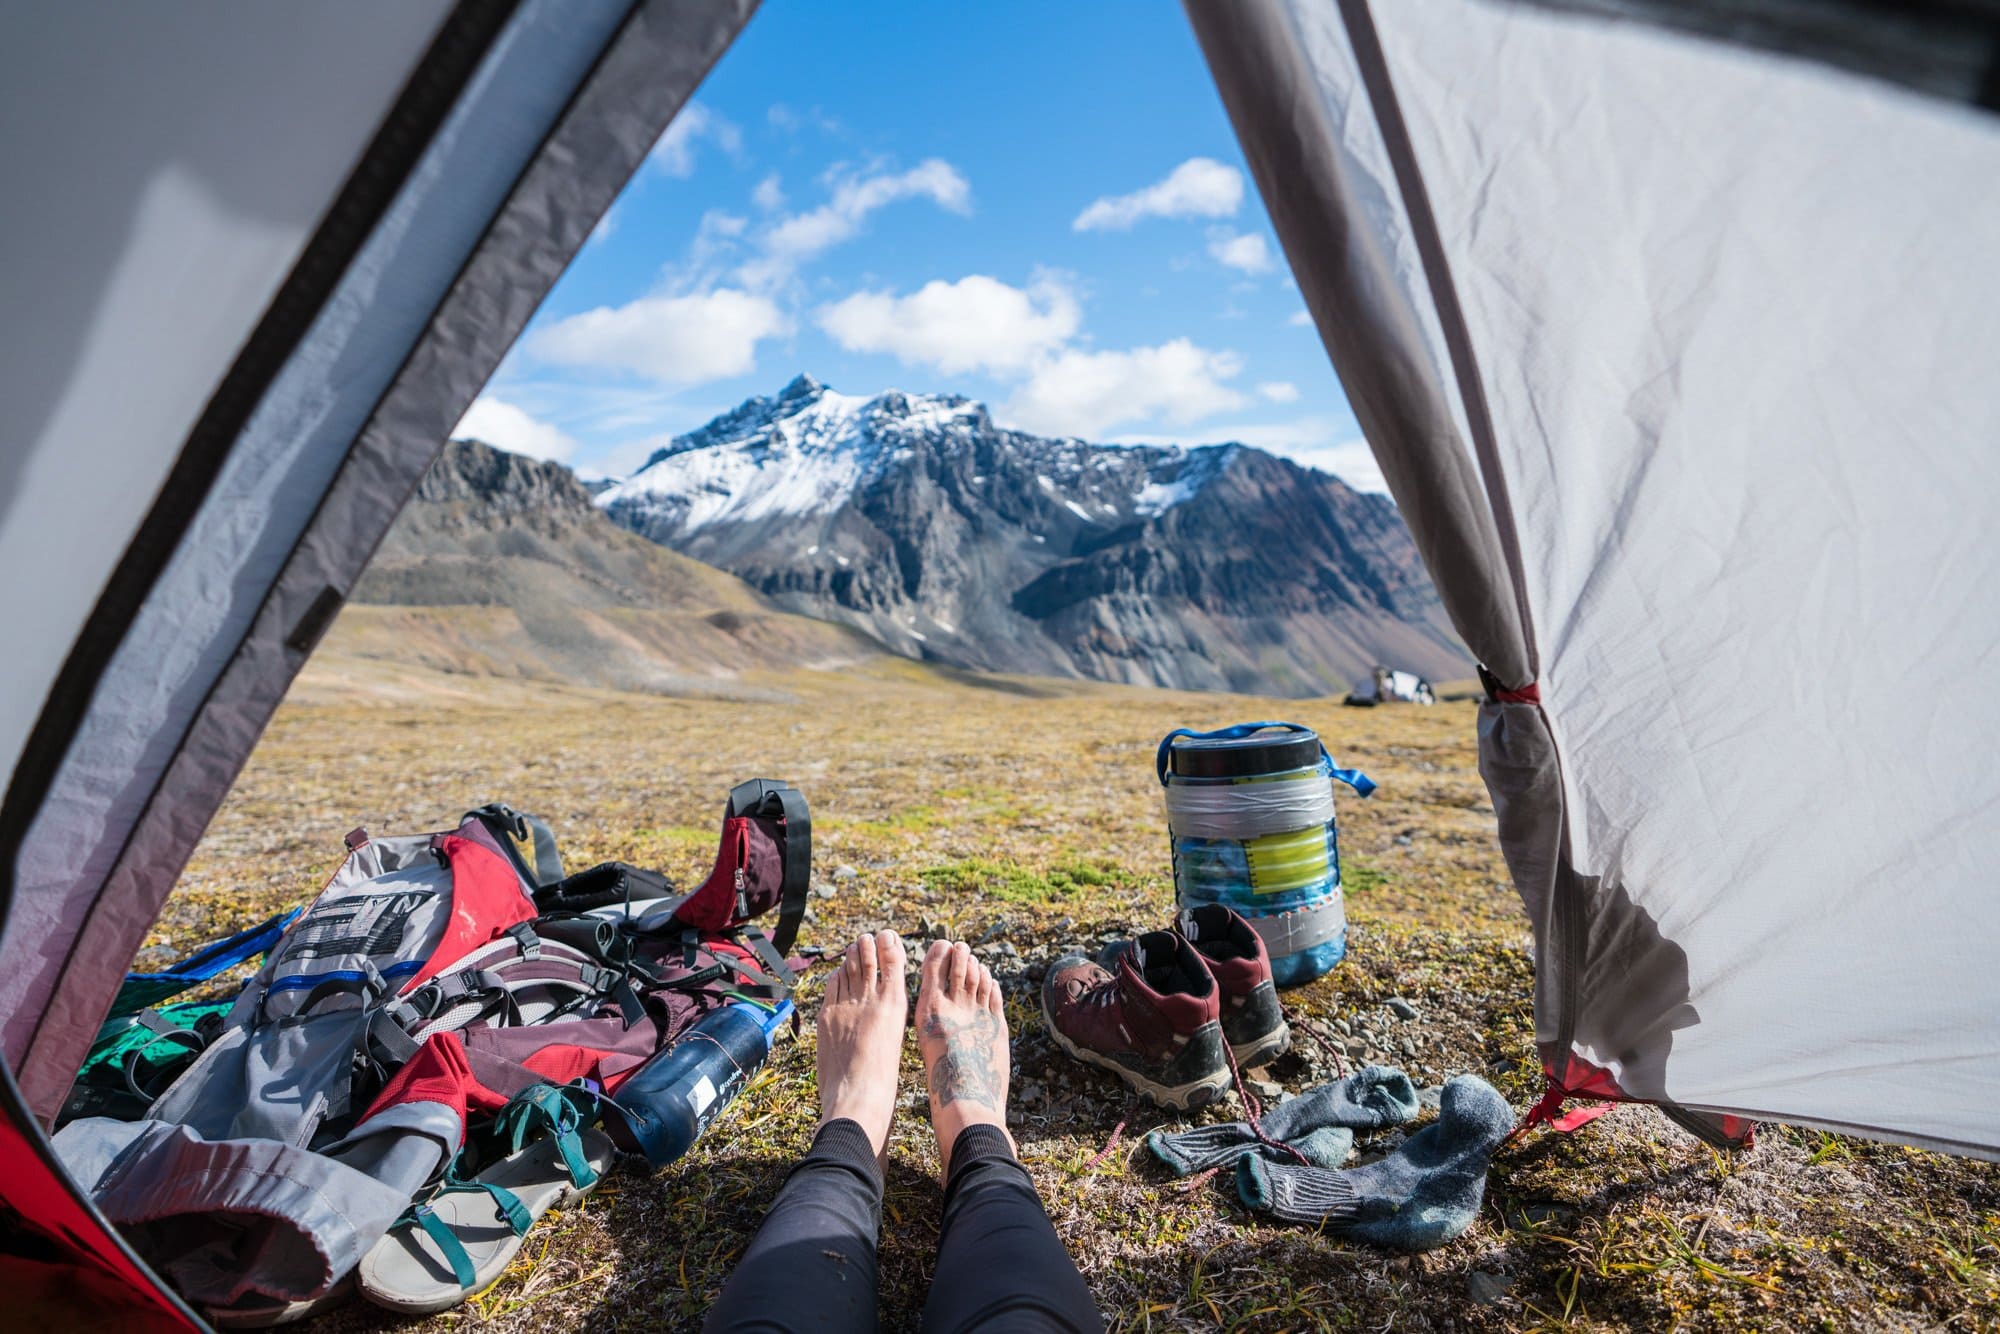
(1146, 1065, 1419, 1176)
(1235, 1074, 1513, 1251)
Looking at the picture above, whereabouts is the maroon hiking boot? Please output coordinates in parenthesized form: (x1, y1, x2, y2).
(1176, 904, 1290, 1067)
(1041, 929, 1229, 1109)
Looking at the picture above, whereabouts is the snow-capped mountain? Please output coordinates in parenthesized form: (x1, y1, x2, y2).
(596, 375, 1468, 695)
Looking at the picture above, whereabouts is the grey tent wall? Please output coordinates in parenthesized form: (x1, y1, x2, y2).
(5, 0, 760, 1120)
(1187, 0, 1749, 1148)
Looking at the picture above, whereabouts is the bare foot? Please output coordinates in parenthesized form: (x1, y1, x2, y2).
(914, 939, 1012, 1177)
(815, 930, 908, 1161)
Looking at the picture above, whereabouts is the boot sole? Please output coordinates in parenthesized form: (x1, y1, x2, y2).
(1041, 994, 1232, 1110)
(1228, 1021, 1291, 1070)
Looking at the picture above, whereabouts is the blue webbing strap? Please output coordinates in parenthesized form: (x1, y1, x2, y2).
(115, 905, 304, 992)
(1155, 721, 1377, 797)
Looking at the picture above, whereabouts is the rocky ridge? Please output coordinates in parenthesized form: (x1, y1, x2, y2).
(341, 438, 876, 694)
(596, 375, 1470, 696)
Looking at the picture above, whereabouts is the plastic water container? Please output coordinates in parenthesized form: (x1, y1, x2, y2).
(602, 999, 792, 1167)
(1157, 722, 1374, 987)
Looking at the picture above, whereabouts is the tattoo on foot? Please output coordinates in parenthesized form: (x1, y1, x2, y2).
(924, 1010, 1005, 1110)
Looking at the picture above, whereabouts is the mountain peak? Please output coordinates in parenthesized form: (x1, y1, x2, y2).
(777, 372, 826, 405)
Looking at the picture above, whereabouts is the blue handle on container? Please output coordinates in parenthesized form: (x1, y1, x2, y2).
(1155, 721, 1376, 797)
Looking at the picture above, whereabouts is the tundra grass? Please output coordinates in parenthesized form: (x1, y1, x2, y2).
(145, 655, 2000, 1333)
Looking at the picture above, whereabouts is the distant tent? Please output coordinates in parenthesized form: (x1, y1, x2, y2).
(1, 0, 1996, 1326)
(1345, 666, 1435, 707)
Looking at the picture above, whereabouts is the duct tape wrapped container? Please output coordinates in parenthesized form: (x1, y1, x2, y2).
(1157, 722, 1376, 987)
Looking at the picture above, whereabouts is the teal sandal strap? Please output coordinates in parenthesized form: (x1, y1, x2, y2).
(398, 1177, 532, 1294)
(492, 1083, 602, 1191)
(409, 1203, 477, 1291)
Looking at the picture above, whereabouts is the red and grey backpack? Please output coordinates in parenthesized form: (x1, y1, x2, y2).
(53, 780, 814, 1312)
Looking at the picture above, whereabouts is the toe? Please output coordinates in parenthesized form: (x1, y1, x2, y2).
(853, 932, 878, 990)
(949, 941, 973, 996)
(921, 938, 951, 996)
(876, 929, 907, 987)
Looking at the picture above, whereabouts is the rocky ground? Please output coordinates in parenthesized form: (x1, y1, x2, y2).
(149, 654, 1999, 1332)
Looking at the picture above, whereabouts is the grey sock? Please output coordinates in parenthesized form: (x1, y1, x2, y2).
(1146, 1065, 1420, 1176)
(1235, 1075, 1513, 1250)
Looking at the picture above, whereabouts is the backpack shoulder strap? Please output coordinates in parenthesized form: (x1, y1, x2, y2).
(728, 780, 811, 956)
(465, 802, 565, 887)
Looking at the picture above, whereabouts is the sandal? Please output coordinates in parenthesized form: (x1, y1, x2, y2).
(356, 1083, 615, 1313)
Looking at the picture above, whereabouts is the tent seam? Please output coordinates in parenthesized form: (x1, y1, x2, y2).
(1334, 0, 1541, 684)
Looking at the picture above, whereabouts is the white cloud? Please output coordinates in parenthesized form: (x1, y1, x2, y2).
(752, 173, 786, 212)
(816, 274, 1081, 376)
(767, 103, 841, 135)
(1073, 157, 1243, 231)
(741, 159, 971, 289)
(650, 103, 742, 178)
(574, 435, 671, 482)
(530, 288, 791, 385)
(1258, 381, 1300, 403)
(700, 210, 748, 239)
(1275, 439, 1384, 494)
(1003, 339, 1248, 438)
(453, 396, 582, 464)
(588, 205, 617, 247)
(1208, 229, 1273, 274)
(1288, 310, 1313, 327)
(667, 208, 751, 284)
(1113, 415, 1386, 493)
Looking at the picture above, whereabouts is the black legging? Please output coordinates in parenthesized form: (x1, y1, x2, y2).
(705, 1118, 1103, 1332)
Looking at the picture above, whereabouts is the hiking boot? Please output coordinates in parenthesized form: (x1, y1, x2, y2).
(1176, 904, 1290, 1067)
(1041, 930, 1229, 1109)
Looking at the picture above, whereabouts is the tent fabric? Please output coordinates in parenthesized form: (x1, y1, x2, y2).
(0, 1064, 200, 1331)
(1184, 0, 1533, 693)
(1, 0, 760, 1123)
(0, 1, 459, 796)
(0, 0, 759, 1320)
(1194, 0, 2000, 1158)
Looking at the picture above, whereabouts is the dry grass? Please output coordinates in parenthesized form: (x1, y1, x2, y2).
(150, 651, 2000, 1332)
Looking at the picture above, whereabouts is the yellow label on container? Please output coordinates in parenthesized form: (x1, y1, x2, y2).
(1244, 826, 1331, 894)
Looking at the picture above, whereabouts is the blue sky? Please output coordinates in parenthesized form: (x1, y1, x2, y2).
(458, 1, 1380, 490)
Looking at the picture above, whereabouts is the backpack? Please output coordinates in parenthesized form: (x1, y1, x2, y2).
(143, 810, 544, 1147)
(53, 782, 813, 1311)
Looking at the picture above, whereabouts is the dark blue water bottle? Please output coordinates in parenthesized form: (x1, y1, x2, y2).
(603, 1000, 792, 1167)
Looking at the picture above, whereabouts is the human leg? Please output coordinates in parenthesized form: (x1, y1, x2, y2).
(705, 931, 908, 1334)
(913, 942, 1102, 1334)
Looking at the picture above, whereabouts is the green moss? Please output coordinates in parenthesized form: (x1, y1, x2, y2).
(824, 804, 943, 839)
(920, 853, 1129, 904)
(1341, 856, 1387, 895)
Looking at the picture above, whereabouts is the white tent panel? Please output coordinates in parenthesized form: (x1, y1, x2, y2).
(0, 1, 452, 796)
(1368, 1, 2000, 1151)
(0, 0, 635, 1071)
